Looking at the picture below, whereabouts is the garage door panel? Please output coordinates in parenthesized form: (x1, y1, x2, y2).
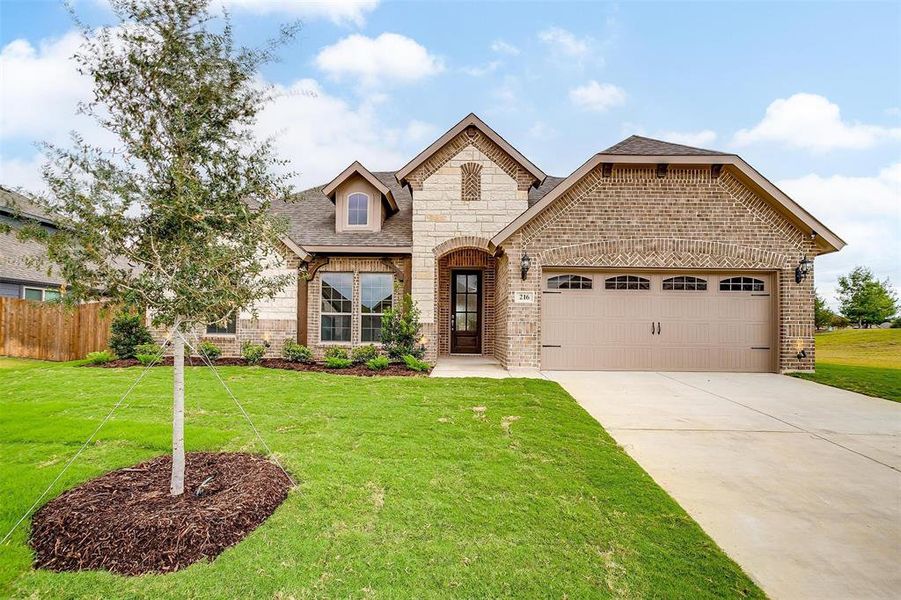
(541, 271, 773, 372)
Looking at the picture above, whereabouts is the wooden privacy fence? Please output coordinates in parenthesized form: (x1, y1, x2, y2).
(0, 297, 114, 361)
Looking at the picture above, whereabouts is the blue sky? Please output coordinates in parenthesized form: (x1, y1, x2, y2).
(1, 0, 899, 304)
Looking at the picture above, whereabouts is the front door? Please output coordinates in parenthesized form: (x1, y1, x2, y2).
(451, 270, 481, 354)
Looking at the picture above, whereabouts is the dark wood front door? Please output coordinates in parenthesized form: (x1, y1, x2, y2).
(451, 270, 481, 354)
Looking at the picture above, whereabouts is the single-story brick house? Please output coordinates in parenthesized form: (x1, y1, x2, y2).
(193, 113, 844, 373)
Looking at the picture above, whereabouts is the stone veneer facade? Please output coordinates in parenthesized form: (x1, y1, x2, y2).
(495, 165, 816, 372)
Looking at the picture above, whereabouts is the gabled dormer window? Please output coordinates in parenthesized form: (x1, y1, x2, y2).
(347, 192, 369, 226)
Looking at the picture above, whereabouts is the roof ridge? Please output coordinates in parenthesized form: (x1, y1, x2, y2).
(602, 134, 728, 156)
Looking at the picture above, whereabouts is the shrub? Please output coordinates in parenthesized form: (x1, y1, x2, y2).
(85, 350, 114, 365)
(108, 313, 153, 359)
(325, 356, 352, 369)
(324, 346, 349, 360)
(891, 317, 901, 329)
(381, 294, 425, 359)
(366, 355, 389, 371)
(351, 344, 379, 364)
(198, 340, 222, 361)
(134, 343, 163, 366)
(241, 341, 266, 365)
(282, 339, 312, 363)
(402, 354, 430, 372)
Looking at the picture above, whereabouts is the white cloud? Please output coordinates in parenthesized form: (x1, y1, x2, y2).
(215, 0, 381, 26)
(0, 154, 46, 194)
(0, 32, 91, 141)
(655, 129, 717, 147)
(734, 93, 901, 152)
(490, 40, 520, 56)
(538, 26, 591, 58)
(315, 33, 443, 87)
(460, 60, 501, 77)
(528, 121, 557, 139)
(778, 163, 901, 304)
(569, 80, 626, 112)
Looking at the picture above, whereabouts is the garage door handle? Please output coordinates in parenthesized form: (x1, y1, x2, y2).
(651, 321, 655, 335)
(657, 322, 661, 335)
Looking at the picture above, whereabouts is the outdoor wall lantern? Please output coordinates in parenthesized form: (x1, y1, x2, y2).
(794, 255, 813, 284)
(520, 253, 532, 280)
(797, 348, 807, 361)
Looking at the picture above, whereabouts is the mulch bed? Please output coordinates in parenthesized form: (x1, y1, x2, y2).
(30, 452, 292, 575)
(88, 357, 429, 376)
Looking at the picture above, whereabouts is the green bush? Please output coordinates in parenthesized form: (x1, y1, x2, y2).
(324, 346, 349, 360)
(282, 339, 312, 363)
(891, 317, 901, 329)
(241, 341, 266, 365)
(366, 355, 389, 371)
(402, 354, 430, 372)
(108, 313, 153, 359)
(85, 350, 114, 365)
(381, 295, 425, 359)
(351, 344, 379, 364)
(134, 343, 162, 366)
(325, 356, 352, 369)
(198, 340, 222, 361)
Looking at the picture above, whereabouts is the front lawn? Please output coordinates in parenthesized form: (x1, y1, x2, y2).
(0, 359, 761, 598)
(792, 329, 901, 402)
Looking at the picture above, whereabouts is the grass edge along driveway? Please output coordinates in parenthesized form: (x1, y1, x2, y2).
(0, 359, 763, 599)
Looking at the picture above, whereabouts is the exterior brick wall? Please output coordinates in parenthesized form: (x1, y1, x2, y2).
(497, 165, 816, 372)
(305, 256, 407, 359)
(436, 248, 496, 357)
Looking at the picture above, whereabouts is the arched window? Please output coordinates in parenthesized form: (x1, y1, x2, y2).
(604, 275, 650, 290)
(347, 192, 369, 226)
(663, 276, 708, 291)
(719, 276, 765, 292)
(547, 274, 593, 290)
(461, 162, 482, 202)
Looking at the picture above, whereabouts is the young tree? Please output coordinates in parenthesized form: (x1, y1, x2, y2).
(836, 267, 898, 328)
(814, 292, 835, 330)
(23, 0, 297, 495)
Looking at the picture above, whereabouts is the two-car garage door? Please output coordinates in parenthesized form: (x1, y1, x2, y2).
(541, 271, 774, 372)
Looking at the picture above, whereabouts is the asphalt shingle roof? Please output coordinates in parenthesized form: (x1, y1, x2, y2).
(0, 187, 63, 285)
(601, 135, 729, 156)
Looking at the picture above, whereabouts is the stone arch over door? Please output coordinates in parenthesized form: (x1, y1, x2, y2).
(434, 237, 496, 357)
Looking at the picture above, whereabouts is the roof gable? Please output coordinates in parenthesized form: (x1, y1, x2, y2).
(395, 113, 546, 188)
(322, 161, 399, 214)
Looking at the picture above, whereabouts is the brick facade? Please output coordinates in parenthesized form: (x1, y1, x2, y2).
(436, 248, 496, 357)
(496, 165, 816, 372)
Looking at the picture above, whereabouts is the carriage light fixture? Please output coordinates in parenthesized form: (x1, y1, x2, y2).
(794, 256, 812, 284)
(520, 253, 532, 280)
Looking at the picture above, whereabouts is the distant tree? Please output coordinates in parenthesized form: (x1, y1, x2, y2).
(836, 267, 898, 328)
(814, 293, 836, 330)
(21, 0, 297, 495)
(830, 314, 851, 329)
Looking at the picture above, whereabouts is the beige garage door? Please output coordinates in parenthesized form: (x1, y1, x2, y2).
(541, 272, 774, 372)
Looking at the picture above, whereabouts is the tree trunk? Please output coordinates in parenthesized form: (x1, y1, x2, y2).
(171, 325, 185, 496)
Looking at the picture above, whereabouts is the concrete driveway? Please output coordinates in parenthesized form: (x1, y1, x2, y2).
(545, 371, 901, 599)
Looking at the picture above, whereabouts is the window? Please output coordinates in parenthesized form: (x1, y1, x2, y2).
(461, 162, 482, 202)
(719, 276, 765, 292)
(604, 275, 650, 290)
(663, 276, 708, 291)
(361, 273, 393, 342)
(321, 272, 353, 342)
(23, 287, 60, 302)
(347, 193, 369, 226)
(547, 274, 593, 290)
(206, 315, 237, 335)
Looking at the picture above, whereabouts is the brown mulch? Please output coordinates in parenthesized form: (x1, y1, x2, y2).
(88, 357, 429, 376)
(30, 452, 292, 575)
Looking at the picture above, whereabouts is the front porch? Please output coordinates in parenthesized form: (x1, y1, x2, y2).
(430, 355, 544, 379)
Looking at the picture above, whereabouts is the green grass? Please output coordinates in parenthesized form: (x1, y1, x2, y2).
(792, 329, 901, 402)
(0, 359, 762, 599)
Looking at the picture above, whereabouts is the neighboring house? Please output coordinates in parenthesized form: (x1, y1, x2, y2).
(0, 186, 64, 301)
(190, 113, 845, 373)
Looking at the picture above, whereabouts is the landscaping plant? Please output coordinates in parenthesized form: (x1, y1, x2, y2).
(108, 313, 153, 360)
(85, 350, 114, 365)
(198, 341, 222, 361)
(242, 342, 267, 365)
(134, 343, 163, 366)
(402, 354, 431, 372)
(381, 295, 425, 359)
(282, 339, 312, 363)
(351, 344, 379, 364)
(325, 356, 352, 369)
(18, 0, 298, 495)
(324, 347, 349, 361)
(366, 356, 390, 371)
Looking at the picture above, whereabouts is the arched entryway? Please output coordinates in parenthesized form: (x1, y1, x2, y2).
(434, 238, 496, 357)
